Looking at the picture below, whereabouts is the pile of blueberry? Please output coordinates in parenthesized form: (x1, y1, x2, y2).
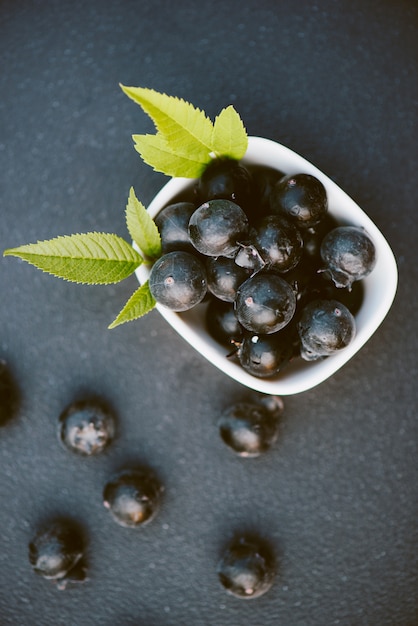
(20, 391, 283, 597)
(150, 159, 377, 377)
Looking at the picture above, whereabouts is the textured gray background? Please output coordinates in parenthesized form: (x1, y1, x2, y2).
(1, 1, 417, 625)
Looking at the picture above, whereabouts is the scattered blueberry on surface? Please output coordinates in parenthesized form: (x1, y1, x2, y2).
(103, 468, 163, 528)
(257, 393, 284, 416)
(217, 535, 276, 599)
(218, 399, 282, 457)
(0, 360, 20, 426)
(58, 400, 116, 456)
(149, 250, 207, 311)
(28, 519, 87, 590)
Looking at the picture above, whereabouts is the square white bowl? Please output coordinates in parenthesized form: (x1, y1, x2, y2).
(136, 136, 398, 395)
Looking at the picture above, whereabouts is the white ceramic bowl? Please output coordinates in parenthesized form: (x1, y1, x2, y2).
(136, 137, 398, 395)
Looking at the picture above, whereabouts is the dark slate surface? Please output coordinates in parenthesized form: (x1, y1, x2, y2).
(1, 1, 417, 625)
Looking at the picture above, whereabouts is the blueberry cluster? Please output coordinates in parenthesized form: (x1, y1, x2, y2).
(149, 158, 377, 377)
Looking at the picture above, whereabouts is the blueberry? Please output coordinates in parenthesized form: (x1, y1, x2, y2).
(188, 199, 249, 258)
(251, 215, 303, 273)
(196, 158, 253, 212)
(257, 393, 285, 416)
(205, 298, 244, 347)
(218, 401, 281, 457)
(205, 256, 251, 302)
(297, 299, 356, 360)
(320, 225, 376, 289)
(103, 468, 163, 528)
(302, 271, 364, 316)
(58, 400, 116, 456)
(154, 201, 197, 254)
(246, 163, 285, 218)
(281, 252, 318, 301)
(149, 250, 207, 311)
(0, 360, 20, 426)
(301, 213, 339, 262)
(28, 519, 87, 588)
(238, 328, 296, 378)
(271, 173, 328, 229)
(217, 535, 275, 599)
(234, 242, 265, 273)
(234, 272, 296, 335)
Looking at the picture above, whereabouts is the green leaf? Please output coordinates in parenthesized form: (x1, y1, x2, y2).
(108, 280, 156, 329)
(132, 133, 210, 178)
(126, 187, 161, 258)
(4, 233, 143, 284)
(212, 105, 248, 159)
(120, 84, 214, 166)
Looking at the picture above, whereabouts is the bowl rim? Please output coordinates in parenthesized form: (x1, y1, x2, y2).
(136, 136, 398, 395)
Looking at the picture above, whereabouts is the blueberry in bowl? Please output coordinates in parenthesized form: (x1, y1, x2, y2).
(4, 87, 397, 395)
(148, 250, 207, 312)
(297, 299, 356, 361)
(137, 136, 398, 395)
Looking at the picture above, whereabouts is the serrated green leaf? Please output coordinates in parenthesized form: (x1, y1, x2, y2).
(132, 133, 210, 178)
(126, 187, 161, 258)
(212, 105, 248, 159)
(108, 280, 156, 329)
(120, 84, 214, 163)
(4, 233, 143, 284)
